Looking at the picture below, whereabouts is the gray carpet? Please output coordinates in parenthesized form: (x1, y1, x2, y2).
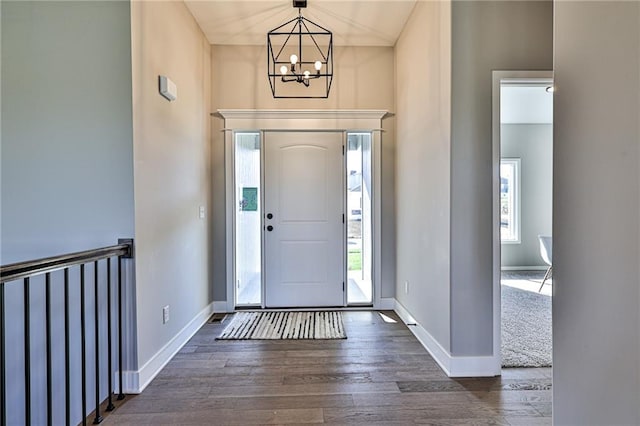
(501, 285, 552, 367)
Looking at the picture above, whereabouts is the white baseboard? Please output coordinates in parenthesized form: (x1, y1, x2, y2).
(394, 300, 500, 378)
(376, 297, 396, 310)
(117, 371, 140, 395)
(213, 301, 230, 313)
(501, 265, 547, 271)
(119, 301, 215, 394)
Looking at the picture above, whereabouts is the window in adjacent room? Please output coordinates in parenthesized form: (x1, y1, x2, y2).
(500, 158, 521, 243)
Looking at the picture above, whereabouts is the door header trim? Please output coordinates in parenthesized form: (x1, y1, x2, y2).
(217, 110, 388, 133)
(215, 109, 389, 120)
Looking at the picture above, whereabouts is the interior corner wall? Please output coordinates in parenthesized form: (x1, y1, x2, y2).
(1, 1, 135, 263)
(394, 0, 452, 350)
(210, 45, 396, 302)
(130, 1, 212, 368)
(553, 2, 640, 424)
(450, 0, 553, 356)
(500, 124, 552, 268)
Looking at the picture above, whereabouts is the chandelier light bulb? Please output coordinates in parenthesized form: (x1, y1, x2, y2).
(290, 54, 298, 65)
(303, 70, 311, 79)
(280, 65, 288, 75)
(314, 61, 322, 71)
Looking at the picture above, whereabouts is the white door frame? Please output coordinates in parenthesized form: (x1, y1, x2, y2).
(219, 109, 388, 312)
(491, 71, 553, 372)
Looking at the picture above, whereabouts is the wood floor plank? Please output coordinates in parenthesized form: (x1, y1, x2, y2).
(322, 405, 511, 423)
(205, 381, 401, 398)
(115, 394, 354, 415)
(103, 311, 551, 425)
(107, 408, 324, 425)
(505, 417, 552, 426)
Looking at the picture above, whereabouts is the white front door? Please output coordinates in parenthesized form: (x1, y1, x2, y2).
(264, 131, 344, 307)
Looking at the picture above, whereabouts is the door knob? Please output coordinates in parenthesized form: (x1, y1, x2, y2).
(267, 225, 274, 232)
(267, 213, 273, 219)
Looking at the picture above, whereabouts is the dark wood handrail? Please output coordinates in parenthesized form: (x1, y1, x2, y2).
(1, 239, 132, 425)
(1, 241, 133, 283)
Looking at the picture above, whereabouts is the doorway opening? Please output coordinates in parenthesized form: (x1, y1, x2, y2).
(221, 109, 386, 312)
(232, 130, 374, 308)
(493, 71, 553, 371)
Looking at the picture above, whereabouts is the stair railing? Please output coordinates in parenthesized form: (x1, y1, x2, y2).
(0, 239, 133, 425)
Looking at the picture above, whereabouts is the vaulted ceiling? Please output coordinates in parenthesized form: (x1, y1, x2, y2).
(184, 0, 418, 46)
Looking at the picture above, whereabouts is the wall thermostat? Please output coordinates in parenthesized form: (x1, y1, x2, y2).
(158, 75, 177, 101)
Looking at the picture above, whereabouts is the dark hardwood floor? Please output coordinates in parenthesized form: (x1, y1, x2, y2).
(105, 311, 551, 425)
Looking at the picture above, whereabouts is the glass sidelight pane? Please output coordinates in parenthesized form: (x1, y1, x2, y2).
(235, 133, 262, 306)
(347, 133, 372, 304)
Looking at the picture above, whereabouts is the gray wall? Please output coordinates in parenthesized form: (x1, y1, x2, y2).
(395, 1, 451, 351)
(501, 124, 552, 268)
(553, 2, 640, 424)
(1, 1, 135, 263)
(450, 0, 553, 355)
(1, 2, 134, 423)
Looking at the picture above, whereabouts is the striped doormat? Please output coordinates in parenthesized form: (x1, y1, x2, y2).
(216, 311, 346, 340)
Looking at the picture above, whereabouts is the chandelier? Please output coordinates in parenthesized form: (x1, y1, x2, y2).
(267, 0, 333, 98)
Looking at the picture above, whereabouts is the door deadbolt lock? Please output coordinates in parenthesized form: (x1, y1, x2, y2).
(267, 213, 273, 219)
(267, 225, 274, 232)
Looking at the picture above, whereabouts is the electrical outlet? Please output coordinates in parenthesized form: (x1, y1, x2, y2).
(405, 281, 409, 294)
(199, 206, 205, 219)
(163, 305, 170, 324)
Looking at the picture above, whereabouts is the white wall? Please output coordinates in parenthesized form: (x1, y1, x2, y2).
(450, 0, 553, 355)
(501, 124, 552, 268)
(210, 45, 396, 303)
(130, 0, 212, 373)
(395, 0, 452, 350)
(553, 2, 640, 424)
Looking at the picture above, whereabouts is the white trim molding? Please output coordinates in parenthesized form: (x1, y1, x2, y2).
(376, 297, 396, 311)
(501, 265, 548, 271)
(118, 302, 215, 394)
(213, 301, 230, 313)
(492, 71, 553, 375)
(217, 109, 389, 120)
(394, 300, 501, 378)
(116, 371, 139, 395)
(219, 109, 388, 310)
(216, 109, 389, 133)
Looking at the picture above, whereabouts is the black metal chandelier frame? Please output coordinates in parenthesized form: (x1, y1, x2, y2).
(267, 7, 333, 98)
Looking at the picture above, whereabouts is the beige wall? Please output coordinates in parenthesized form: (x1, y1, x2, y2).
(210, 45, 396, 301)
(131, 1, 212, 366)
(395, 1, 452, 351)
